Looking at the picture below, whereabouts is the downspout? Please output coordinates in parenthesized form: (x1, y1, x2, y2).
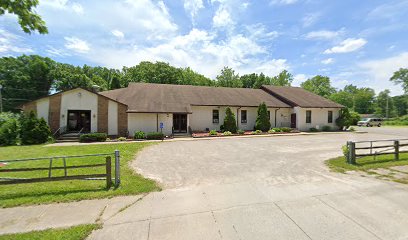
(156, 113, 159, 132)
(274, 108, 280, 127)
(236, 107, 242, 130)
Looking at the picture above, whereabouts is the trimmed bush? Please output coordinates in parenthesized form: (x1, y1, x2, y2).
(223, 131, 232, 136)
(223, 107, 237, 133)
(237, 129, 245, 135)
(322, 125, 332, 132)
(336, 108, 352, 130)
(134, 131, 145, 139)
(255, 102, 271, 132)
(20, 112, 51, 145)
(252, 129, 262, 134)
(146, 132, 164, 140)
(309, 127, 319, 132)
(271, 127, 282, 132)
(209, 129, 218, 136)
(79, 133, 107, 142)
(0, 118, 18, 146)
(281, 127, 292, 133)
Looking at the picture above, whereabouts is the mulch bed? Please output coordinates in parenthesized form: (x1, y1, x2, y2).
(192, 130, 299, 138)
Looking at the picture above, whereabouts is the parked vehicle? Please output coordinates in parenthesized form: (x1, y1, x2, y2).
(357, 118, 382, 127)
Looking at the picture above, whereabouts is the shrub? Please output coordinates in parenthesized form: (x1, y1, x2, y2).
(209, 129, 218, 136)
(0, 118, 18, 146)
(134, 131, 145, 139)
(118, 137, 127, 141)
(252, 129, 262, 134)
(309, 127, 319, 132)
(342, 145, 349, 159)
(267, 129, 275, 134)
(223, 107, 237, 133)
(348, 126, 356, 132)
(79, 133, 107, 142)
(146, 132, 164, 140)
(255, 102, 271, 132)
(223, 131, 232, 136)
(237, 129, 245, 135)
(322, 125, 332, 132)
(336, 108, 352, 130)
(271, 127, 282, 132)
(350, 111, 361, 125)
(281, 127, 292, 133)
(20, 112, 51, 145)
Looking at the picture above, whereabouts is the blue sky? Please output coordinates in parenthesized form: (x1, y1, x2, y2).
(1, 0, 408, 95)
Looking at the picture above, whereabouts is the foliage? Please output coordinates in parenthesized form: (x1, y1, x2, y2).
(117, 137, 127, 141)
(209, 129, 218, 136)
(20, 112, 51, 145)
(329, 85, 375, 114)
(79, 133, 107, 143)
(0, 224, 101, 240)
(252, 130, 262, 134)
(384, 115, 408, 126)
(146, 132, 164, 140)
(237, 129, 245, 134)
(322, 125, 332, 132)
(281, 127, 292, 132)
(390, 68, 408, 94)
(0, 142, 159, 207)
(309, 127, 319, 132)
(255, 102, 271, 132)
(223, 131, 232, 136)
(216, 67, 242, 88)
(0, 0, 47, 34)
(134, 131, 145, 139)
(342, 145, 349, 159)
(375, 89, 396, 118)
(336, 108, 352, 130)
(349, 111, 361, 125)
(270, 70, 293, 86)
(0, 118, 18, 146)
(268, 129, 275, 133)
(348, 126, 356, 131)
(271, 127, 282, 132)
(223, 107, 237, 133)
(301, 75, 335, 98)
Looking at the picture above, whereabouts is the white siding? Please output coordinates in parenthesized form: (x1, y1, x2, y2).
(108, 101, 118, 135)
(36, 98, 49, 124)
(60, 89, 98, 132)
(128, 113, 173, 136)
(294, 107, 340, 131)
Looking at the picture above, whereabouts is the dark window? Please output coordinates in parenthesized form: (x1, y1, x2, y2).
(306, 110, 312, 123)
(241, 110, 247, 123)
(328, 111, 333, 123)
(267, 111, 270, 120)
(212, 109, 219, 123)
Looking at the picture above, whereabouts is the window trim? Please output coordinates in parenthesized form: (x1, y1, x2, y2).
(306, 110, 312, 124)
(241, 110, 247, 124)
(212, 109, 219, 124)
(328, 111, 333, 123)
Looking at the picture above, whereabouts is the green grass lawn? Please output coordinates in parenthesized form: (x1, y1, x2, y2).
(326, 152, 408, 173)
(0, 143, 160, 208)
(0, 224, 100, 240)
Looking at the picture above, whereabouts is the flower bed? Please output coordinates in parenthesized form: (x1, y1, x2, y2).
(192, 128, 300, 138)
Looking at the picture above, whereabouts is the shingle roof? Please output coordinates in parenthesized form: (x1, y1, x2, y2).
(99, 83, 290, 113)
(261, 85, 344, 108)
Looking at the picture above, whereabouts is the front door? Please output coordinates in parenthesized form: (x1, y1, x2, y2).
(67, 110, 91, 132)
(173, 114, 187, 133)
(291, 113, 297, 128)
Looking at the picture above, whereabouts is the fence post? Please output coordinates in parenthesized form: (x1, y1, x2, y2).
(114, 150, 120, 187)
(348, 141, 356, 164)
(106, 156, 112, 188)
(394, 140, 400, 161)
(346, 141, 351, 163)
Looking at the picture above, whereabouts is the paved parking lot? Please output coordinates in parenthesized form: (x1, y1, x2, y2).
(89, 127, 408, 240)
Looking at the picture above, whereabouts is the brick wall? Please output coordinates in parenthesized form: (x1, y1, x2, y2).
(118, 104, 128, 137)
(97, 96, 109, 133)
(48, 94, 61, 133)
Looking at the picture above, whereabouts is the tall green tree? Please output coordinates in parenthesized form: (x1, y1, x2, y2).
(390, 68, 408, 94)
(301, 75, 336, 98)
(255, 102, 271, 131)
(270, 70, 293, 86)
(375, 90, 395, 118)
(392, 95, 408, 117)
(0, 0, 47, 34)
(223, 107, 237, 133)
(216, 67, 242, 88)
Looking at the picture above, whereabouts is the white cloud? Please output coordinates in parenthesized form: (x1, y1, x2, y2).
(324, 38, 367, 54)
(71, 3, 84, 14)
(270, 0, 298, 5)
(0, 29, 33, 55)
(305, 29, 344, 40)
(321, 58, 334, 64)
(41, 0, 84, 14)
(213, 6, 234, 28)
(64, 37, 90, 53)
(184, 0, 204, 23)
(111, 30, 125, 39)
(359, 52, 408, 95)
(302, 13, 320, 27)
(292, 74, 308, 86)
(45, 46, 70, 57)
(246, 23, 279, 41)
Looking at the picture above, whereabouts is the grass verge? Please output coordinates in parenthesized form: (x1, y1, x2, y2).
(0, 143, 160, 208)
(326, 152, 408, 173)
(0, 224, 101, 240)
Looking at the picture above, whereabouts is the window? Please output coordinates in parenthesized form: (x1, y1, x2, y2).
(306, 110, 312, 123)
(212, 109, 219, 123)
(241, 110, 247, 123)
(267, 111, 270, 120)
(328, 111, 333, 123)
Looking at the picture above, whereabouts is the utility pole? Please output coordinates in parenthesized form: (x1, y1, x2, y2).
(0, 85, 3, 113)
(386, 96, 389, 119)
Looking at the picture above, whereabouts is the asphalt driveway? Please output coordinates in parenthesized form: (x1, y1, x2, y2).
(89, 127, 408, 240)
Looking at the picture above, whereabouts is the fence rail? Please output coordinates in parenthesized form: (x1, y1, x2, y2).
(346, 139, 408, 164)
(0, 151, 120, 188)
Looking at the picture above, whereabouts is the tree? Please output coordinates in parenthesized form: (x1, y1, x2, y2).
(330, 85, 375, 114)
(390, 68, 408, 94)
(216, 67, 242, 88)
(20, 111, 50, 145)
(336, 108, 352, 130)
(393, 95, 408, 117)
(255, 102, 271, 131)
(240, 73, 258, 88)
(301, 75, 336, 98)
(375, 90, 396, 118)
(223, 107, 237, 133)
(0, 0, 47, 34)
(270, 70, 293, 86)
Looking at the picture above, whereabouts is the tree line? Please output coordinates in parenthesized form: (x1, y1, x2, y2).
(0, 55, 407, 117)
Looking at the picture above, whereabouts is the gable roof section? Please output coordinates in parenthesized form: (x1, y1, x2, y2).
(99, 83, 290, 113)
(261, 85, 344, 108)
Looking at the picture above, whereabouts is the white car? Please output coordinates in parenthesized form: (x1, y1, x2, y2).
(357, 118, 382, 127)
